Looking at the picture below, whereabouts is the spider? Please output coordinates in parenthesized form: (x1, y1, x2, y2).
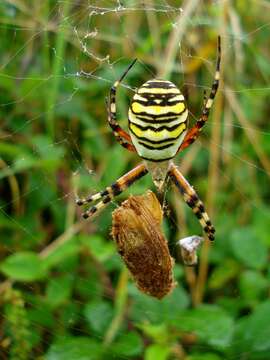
(77, 37, 221, 241)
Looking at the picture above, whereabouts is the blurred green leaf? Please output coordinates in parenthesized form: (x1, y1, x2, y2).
(45, 337, 102, 360)
(27, 172, 57, 212)
(46, 275, 74, 308)
(232, 300, 270, 358)
(75, 269, 104, 301)
(28, 304, 55, 329)
(0, 142, 26, 157)
(130, 287, 189, 323)
(80, 234, 115, 262)
(209, 259, 240, 289)
(253, 206, 270, 247)
(84, 300, 113, 333)
(186, 354, 222, 360)
(0, 154, 35, 180)
(111, 331, 143, 357)
(216, 297, 242, 318)
(13, 154, 37, 172)
(32, 135, 65, 161)
(58, 302, 80, 329)
(0, 252, 47, 281)
(101, 145, 129, 186)
(43, 236, 80, 269)
(82, 113, 107, 159)
(229, 228, 268, 269)
(145, 344, 171, 360)
(239, 270, 268, 305)
(138, 323, 169, 343)
(173, 305, 234, 349)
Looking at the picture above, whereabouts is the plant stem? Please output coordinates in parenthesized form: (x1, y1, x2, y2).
(103, 267, 129, 346)
(45, 1, 72, 139)
(157, 0, 199, 79)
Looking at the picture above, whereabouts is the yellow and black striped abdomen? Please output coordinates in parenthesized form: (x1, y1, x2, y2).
(128, 79, 188, 162)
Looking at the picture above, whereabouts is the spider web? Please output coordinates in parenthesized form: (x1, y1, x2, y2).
(1, 0, 270, 359)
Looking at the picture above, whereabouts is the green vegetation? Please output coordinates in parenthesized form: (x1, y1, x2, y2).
(0, 1, 270, 359)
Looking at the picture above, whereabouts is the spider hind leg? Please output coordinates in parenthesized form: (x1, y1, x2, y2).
(168, 163, 215, 241)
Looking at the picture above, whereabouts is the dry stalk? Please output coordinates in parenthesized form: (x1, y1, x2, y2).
(225, 87, 270, 177)
(157, 0, 200, 78)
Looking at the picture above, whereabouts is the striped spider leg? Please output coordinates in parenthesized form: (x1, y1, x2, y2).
(76, 60, 142, 218)
(76, 163, 148, 218)
(107, 59, 138, 153)
(168, 163, 215, 241)
(179, 36, 221, 152)
(165, 36, 221, 241)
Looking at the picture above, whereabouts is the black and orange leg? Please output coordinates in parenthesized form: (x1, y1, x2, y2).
(108, 59, 138, 152)
(76, 163, 148, 218)
(168, 163, 215, 241)
(179, 36, 221, 152)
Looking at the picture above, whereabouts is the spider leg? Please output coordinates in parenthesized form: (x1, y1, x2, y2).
(108, 59, 138, 152)
(178, 36, 221, 152)
(203, 89, 207, 107)
(76, 163, 148, 219)
(168, 163, 215, 241)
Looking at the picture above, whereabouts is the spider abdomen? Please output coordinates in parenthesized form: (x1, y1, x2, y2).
(128, 79, 188, 162)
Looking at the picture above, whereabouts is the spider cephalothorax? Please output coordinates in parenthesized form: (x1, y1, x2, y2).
(77, 37, 221, 242)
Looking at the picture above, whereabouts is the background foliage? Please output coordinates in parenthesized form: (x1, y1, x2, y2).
(0, 1, 270, 359)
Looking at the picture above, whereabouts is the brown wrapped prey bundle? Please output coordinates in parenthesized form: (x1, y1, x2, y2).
(112, 190, 175, 299)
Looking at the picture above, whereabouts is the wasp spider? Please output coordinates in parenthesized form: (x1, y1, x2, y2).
(77, 37, 221, 241)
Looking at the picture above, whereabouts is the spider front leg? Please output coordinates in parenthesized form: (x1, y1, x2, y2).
(179, 36, 221, 152)
(76, 163, 148, 218)
(108, 59, 138, 152)
(168, 163, 215, 241)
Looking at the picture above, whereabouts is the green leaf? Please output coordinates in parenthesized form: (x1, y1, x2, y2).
(80, 235, 115, 262)
(232, 300, 270, 356)
(0, 252, 47, 281)
(84, 300, 113, 333)
(59, 303, 80, 329)
(43, 237, 80, 269)
(101, 145, 129, 186)
(145, 344, 171, 360)
(209, 259, 240, 289)
(45, 337, 101, 360)
(46, 275, 74, 308)
(230, 228, 268, 269)
(0, 141, 26, 157)
(138, 323, 169, 343)
(239, 270, 268, 305)
(216, 297, 242, 317)
(0, 154, 36, 180)
(130, 286, 189, 324)
(13, 154, 37, 172)
(82, 113, 107, 159)
(186, 354, 222, 360)
(253, 206, 270, 247)
(75, 267, 104, 300)
(28, 304, 55, 329)
(111, 331, 143, 357)
(173, 305, 234, 349)
(31, 135, 65, 161)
